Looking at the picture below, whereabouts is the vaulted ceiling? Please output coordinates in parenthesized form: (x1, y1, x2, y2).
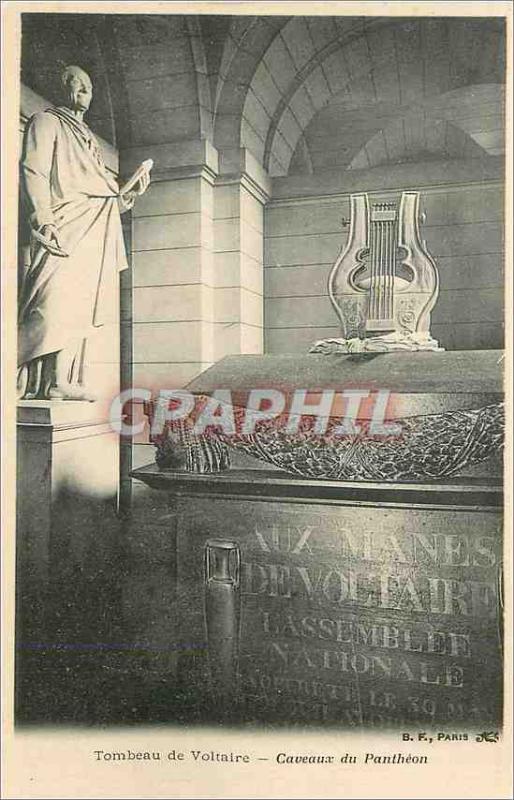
(240, 16, 505, 175)
(21, 13, 506, 176)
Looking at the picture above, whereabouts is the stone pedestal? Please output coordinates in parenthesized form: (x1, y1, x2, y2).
(16, 401, 120, 643)
(16, 400, 123, 721)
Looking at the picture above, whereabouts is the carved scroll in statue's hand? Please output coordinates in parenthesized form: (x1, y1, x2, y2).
(119, 158, 153, 197)
(119, 158, 153, 213)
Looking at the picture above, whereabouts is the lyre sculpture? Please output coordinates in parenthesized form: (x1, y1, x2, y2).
(311, 192, 443, 353)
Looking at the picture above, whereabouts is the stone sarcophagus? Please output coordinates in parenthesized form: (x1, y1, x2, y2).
(147, 350, 503, 482)
(133, 349, 504, 728)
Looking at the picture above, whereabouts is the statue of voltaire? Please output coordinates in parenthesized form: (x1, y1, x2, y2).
(18, 65, 150, 400)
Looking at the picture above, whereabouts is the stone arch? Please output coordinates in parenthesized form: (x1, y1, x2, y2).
(241, 15, 374, 174)
(348, 117, 488, 171)
(211, 16, 286, 154)
(186, 16, 214, 141)
(346, 84, 504, 170)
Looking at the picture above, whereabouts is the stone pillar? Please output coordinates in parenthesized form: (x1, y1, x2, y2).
(117, 144, 270, 685)
(119, 139, 218, 475)
(122, 141, 269, 475)
(213, 148, 270, 359)
(117, 141, 219, 680)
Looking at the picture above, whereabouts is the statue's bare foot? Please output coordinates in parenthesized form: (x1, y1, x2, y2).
(48, 385, 97, 402)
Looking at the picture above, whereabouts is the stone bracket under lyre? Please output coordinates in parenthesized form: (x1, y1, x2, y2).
(316, 191, 443, 354)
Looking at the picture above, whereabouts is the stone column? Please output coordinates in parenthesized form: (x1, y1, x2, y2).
(120, 139, 218, 477)
(118, 143, 270, 685)
(122, 141, 269, 476)
(118, 140, 218, 681)
(213, 148, 270, 359)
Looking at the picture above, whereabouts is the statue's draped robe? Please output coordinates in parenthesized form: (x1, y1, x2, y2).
(18, 107, 127, 367)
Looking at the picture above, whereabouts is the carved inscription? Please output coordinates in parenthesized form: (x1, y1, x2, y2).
(241, 526, 498, 616)
(236, 511, 502, 726)
(177, 500, 502, 727)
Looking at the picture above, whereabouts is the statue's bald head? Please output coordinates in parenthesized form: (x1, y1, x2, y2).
(60, 65, 93, 113)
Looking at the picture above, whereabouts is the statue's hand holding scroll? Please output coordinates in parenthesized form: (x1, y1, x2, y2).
(118, 191, 137, 213)
(119, 158, 152, 213)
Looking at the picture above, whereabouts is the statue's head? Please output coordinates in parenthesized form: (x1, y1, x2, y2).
(60, 65, 92, 113)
